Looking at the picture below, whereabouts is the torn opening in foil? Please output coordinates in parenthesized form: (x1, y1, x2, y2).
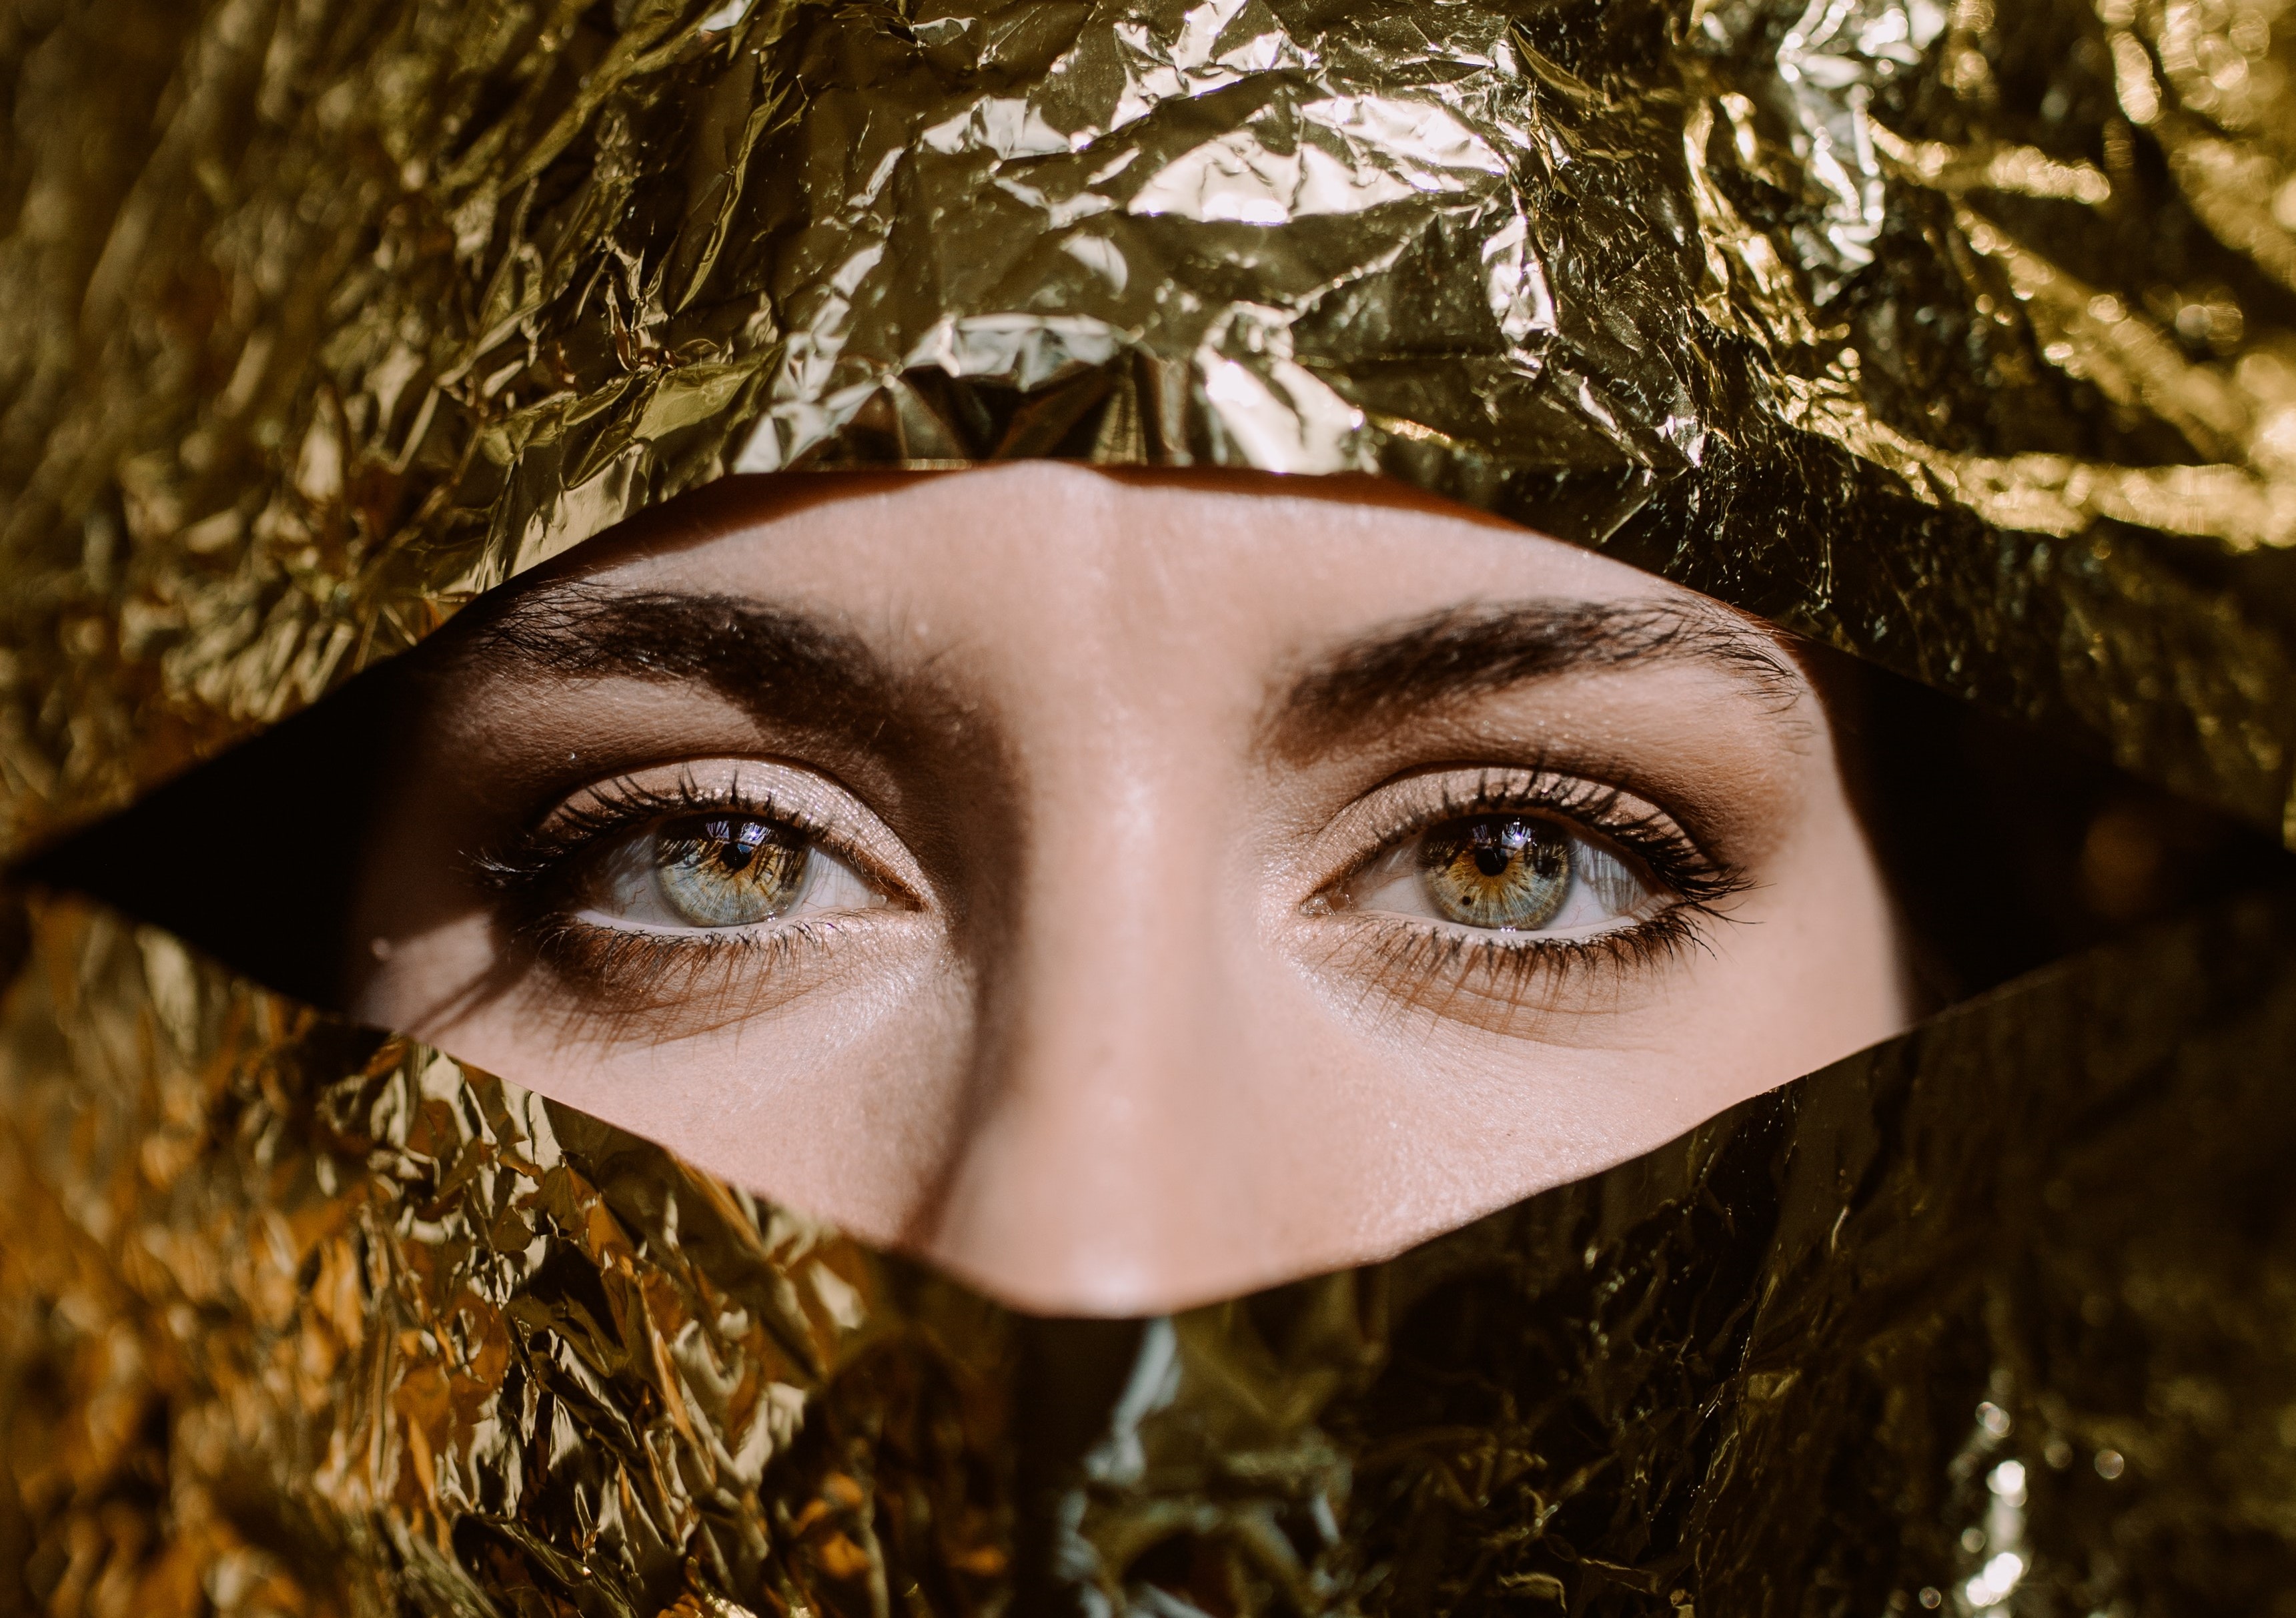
(7, 0, 2296, 1612)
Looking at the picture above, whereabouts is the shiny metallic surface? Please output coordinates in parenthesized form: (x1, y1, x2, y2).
(6, 0, 2296, 845)
(6, 0, 2296, 1611)
(11, 884, 2296, 1613)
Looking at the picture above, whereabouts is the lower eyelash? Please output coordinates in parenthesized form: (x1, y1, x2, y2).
(1335, 902, 1722, 1012)
(515, 909, 847, 1019)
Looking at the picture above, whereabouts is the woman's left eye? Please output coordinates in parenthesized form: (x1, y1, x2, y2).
(1336, 812, 1662, 935)
(584, 813, 887, 930)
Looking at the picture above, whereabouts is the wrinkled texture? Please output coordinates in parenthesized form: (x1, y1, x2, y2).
(11, 883, 2296, 1616)
(4, 0, 2296, 846)
(7, 0, 2296, 1614)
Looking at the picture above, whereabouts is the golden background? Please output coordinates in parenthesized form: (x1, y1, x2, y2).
(5, 0, 2296, 1611)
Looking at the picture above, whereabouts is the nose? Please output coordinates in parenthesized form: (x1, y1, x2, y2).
(913, 773, 1289, 1316)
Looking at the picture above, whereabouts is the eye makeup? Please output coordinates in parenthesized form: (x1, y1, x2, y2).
(474, 759, 925, 1016)
(1302, 764, 1754, 1012)
(468, 741, 1750, 1036)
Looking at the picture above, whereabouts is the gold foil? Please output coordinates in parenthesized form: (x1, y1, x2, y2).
(12, 877, 2296, 1613)
(9, 0, 2296, 1613)
(5, 0, 2296, 845)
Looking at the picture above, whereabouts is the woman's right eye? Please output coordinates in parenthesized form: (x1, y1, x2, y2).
(583, 813, 888, 931)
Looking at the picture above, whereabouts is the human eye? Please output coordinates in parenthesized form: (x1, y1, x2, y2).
(581, 807, 885, 931)
(476, 760, 915, 997)
(1340, 809, 1662, 933)
(1307, 767, 1752, 993)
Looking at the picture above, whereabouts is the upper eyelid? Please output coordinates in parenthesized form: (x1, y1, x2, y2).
(614, 790, 911, 901)
(556, 781, 834, 845)
(487, 765, 922, 904)
(1316, 766, 1700, 879)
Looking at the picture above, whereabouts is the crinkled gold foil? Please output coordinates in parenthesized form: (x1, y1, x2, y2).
(5, 0, 2296, 844)
(11, 882, 2296, 1613)
(10, 0, 2296, 1614)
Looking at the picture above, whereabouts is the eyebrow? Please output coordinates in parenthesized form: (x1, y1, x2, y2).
(453, 583, 1800, 764)
(1263, 598, 1804, 759)
(448, 580, 915, 741)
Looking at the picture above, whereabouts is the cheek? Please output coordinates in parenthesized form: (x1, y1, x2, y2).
(1101, 951, 1780, 1266)
(608, 967, 979, 1242)
(359, 927, 983, 1249)
(348, 911, 496, 1032)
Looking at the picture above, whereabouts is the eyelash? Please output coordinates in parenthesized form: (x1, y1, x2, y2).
(476, 773, 883, 999)
(1342, 908, 1718, 1009)
(1324, 767, 1752, 995)
(474, 765, 1749, 1005)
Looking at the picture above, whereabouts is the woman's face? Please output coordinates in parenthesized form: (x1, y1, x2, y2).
(350, 463, 1909, 1314)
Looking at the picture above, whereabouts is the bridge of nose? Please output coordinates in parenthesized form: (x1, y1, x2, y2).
(911, 671, 1298, 1314)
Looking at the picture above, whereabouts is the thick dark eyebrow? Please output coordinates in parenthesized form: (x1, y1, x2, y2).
(446, 580, 911, 740)
(1263, 598, 1804, 759)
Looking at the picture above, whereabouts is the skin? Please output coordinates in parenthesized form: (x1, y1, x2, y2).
(348, 464, 1911, 1316)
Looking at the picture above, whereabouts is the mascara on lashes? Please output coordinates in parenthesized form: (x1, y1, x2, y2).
(472, 760, 1748, 1013)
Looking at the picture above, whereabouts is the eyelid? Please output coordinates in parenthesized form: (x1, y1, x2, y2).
(1300, 763, 1718, 905)
(502, 756, 931, 912)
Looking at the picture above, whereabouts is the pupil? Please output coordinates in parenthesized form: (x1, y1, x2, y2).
(690, 817, 776, 878)
(653, 815, 803, 928)
(1417, 814, 1570, 931)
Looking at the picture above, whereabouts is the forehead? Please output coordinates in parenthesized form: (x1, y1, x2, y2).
(558, 465, 1691, 633)
(456, 466, 1815, 789)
